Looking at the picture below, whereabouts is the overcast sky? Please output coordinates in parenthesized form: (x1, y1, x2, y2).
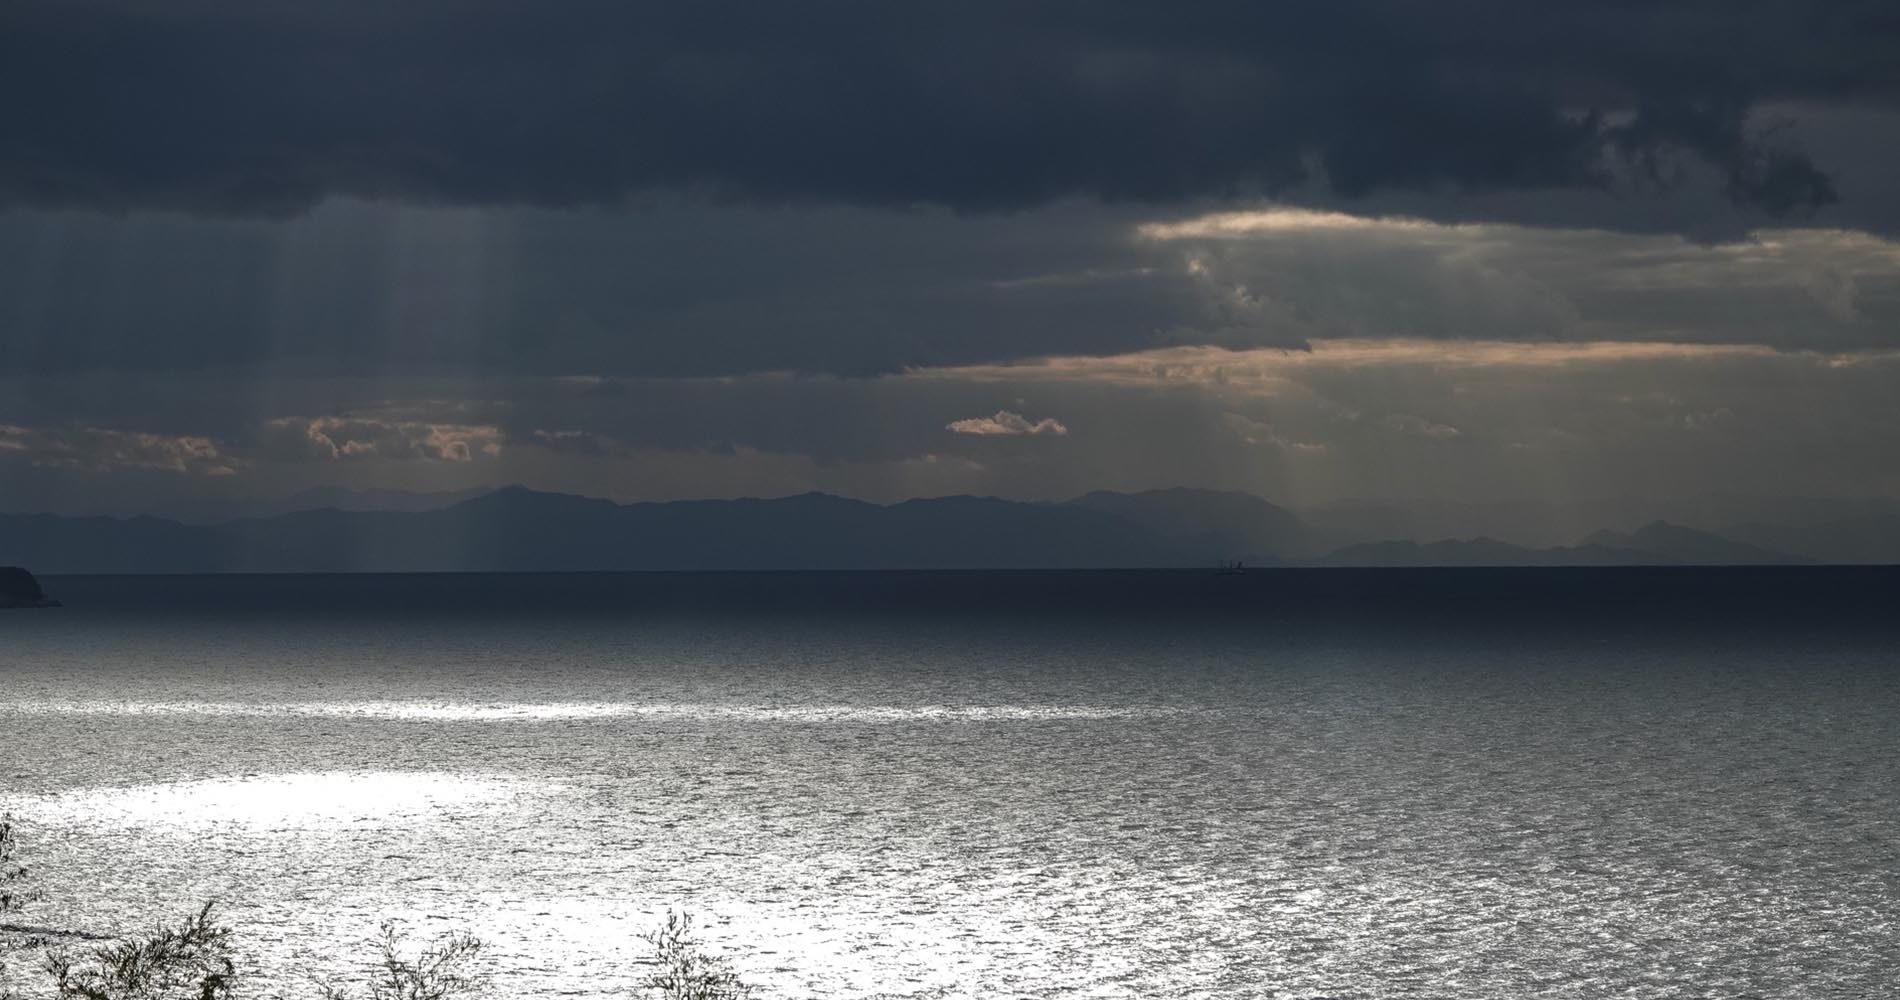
(3, 0, 1898, 513)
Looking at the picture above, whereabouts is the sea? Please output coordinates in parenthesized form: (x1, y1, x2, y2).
(2, 568, 1897, 999)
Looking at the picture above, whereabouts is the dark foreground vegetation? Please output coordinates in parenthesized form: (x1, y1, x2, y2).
(0, 815, 751, 1000)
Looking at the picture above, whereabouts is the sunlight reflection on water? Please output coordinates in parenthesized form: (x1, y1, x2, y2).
(21, 772, 551, 829)
(2, 701, 1187, 722)
(3, 599, 1898, 999)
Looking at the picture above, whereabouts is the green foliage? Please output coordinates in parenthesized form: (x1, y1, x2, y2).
(44, 902, 236, 1000)
(640, 911, 751, 1000)
(320, 922, 487, 1000)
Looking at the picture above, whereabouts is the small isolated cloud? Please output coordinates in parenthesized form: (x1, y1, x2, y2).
(946, 411, 1070, 437)
(1382, 414, 1464, 439)
(1222, 413, 1329, 454)
(0, 424, 238, 475)
(260, 416, 503, 463)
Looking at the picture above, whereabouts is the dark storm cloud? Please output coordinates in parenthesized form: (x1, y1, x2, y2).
(8, 196, 1900, 381)
(3, 1, 1891, 222)
(0, 199, 1191, 377)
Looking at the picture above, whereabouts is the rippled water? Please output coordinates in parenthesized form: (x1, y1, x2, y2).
(3, 571, 1898, 998)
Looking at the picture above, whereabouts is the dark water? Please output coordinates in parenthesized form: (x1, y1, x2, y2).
(3, 569, 1898, 998)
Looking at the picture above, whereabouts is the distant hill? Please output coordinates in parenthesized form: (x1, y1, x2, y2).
(1296, 496, 1900, 556)
(1722, 513, 1900, 564)
(1314, 538, 1664, 567)
(151, 486, 496, 525)
(1064, 488, 1313, 560)
(1312, 522, 1803, 567)
(0, 488, 1852, 573)
(0, 487, 1200, 573)
(1582, 521, 1802, 565)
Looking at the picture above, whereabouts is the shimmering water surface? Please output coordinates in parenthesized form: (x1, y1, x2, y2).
(3, 569, 1898, 998)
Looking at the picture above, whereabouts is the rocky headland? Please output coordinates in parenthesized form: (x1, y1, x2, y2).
(0, 566, 59, 608)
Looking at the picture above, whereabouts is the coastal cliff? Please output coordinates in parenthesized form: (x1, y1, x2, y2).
(0, 566, 59, 608)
